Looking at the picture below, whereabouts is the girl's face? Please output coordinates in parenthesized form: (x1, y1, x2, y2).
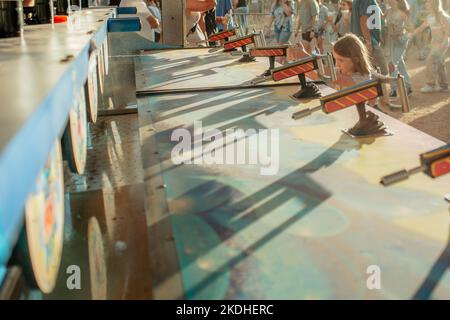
(340, 1, 349, 10)
(333, 49, 356, 75)
(426, 0, 433, 11)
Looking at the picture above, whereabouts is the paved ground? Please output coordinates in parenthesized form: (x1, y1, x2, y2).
(388, 48, 450, 143)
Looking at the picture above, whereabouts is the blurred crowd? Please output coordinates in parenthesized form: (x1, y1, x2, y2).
(143, 0, 450, 96)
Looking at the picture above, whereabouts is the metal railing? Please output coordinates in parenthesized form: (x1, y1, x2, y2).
(232, 12, 271, 37)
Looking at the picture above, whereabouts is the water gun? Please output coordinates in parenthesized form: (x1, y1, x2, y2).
(251, 54, 337, 99)
(291, 75, 410, 137)
(380, 143, 450, 186)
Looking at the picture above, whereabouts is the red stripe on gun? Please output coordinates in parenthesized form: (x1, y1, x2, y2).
(250, 47, 287, 57)
(223, 35, 254, 50)
(322, 86, 380, 113)
(272, 62, 315, 81)
(209, 29, 236, 42)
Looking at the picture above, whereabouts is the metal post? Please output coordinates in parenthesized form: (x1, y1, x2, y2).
(17, 0, 24, 39)
(162, 0, 184, 46)
(397, 74, 410, 113)
(327, 52, 337, 82)
(49, 0, 54, 26)
(317, 57, 325, 78)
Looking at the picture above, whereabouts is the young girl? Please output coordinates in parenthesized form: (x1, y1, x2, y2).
(332, 34, 373, 89)
(385, 0, 413, 97)
(332, 34, 392, 133)
(332, 34, 397, 111)
(413, 0, 450, 92)
(267, 0, 295, 45)
(333, 0, 352, 38)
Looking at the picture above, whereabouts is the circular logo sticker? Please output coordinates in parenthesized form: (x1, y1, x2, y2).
(86, 53, 98, 124)
(97, 46, 105, 96)
(103, 39, 109, 75)
(68, 90, 88, 174)
(88, 217, 107, 300)
(25, 140, 65, 294)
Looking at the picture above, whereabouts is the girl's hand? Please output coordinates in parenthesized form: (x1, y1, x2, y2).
(147, 15, 160, 29)
(333, 68, 357, 88)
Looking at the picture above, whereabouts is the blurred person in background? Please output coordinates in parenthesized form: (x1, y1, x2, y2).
(412, 0, 450, 93)
(266, 0, 295, 63)
(351, 0, 389, 75)
(185, 0, 217, 46)
(233, 0, 250, 34)
(333, 0, 352, 37)
(216, 0, 234, 30)
(267, 0, 295, 44)
(294, 0, 320, 53)
(384, 0, 413, 97)
(147, 0, 161, 42)
(316, 0, 330, 53)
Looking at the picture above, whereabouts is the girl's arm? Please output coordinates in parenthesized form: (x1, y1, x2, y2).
(186, 0, 216, 12)
(412, 19, 428, 35)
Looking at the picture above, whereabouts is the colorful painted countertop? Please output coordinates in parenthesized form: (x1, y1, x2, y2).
(138, 84, 450, 299)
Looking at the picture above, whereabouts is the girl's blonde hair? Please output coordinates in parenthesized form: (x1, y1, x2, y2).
(333, 34, 373, 75)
